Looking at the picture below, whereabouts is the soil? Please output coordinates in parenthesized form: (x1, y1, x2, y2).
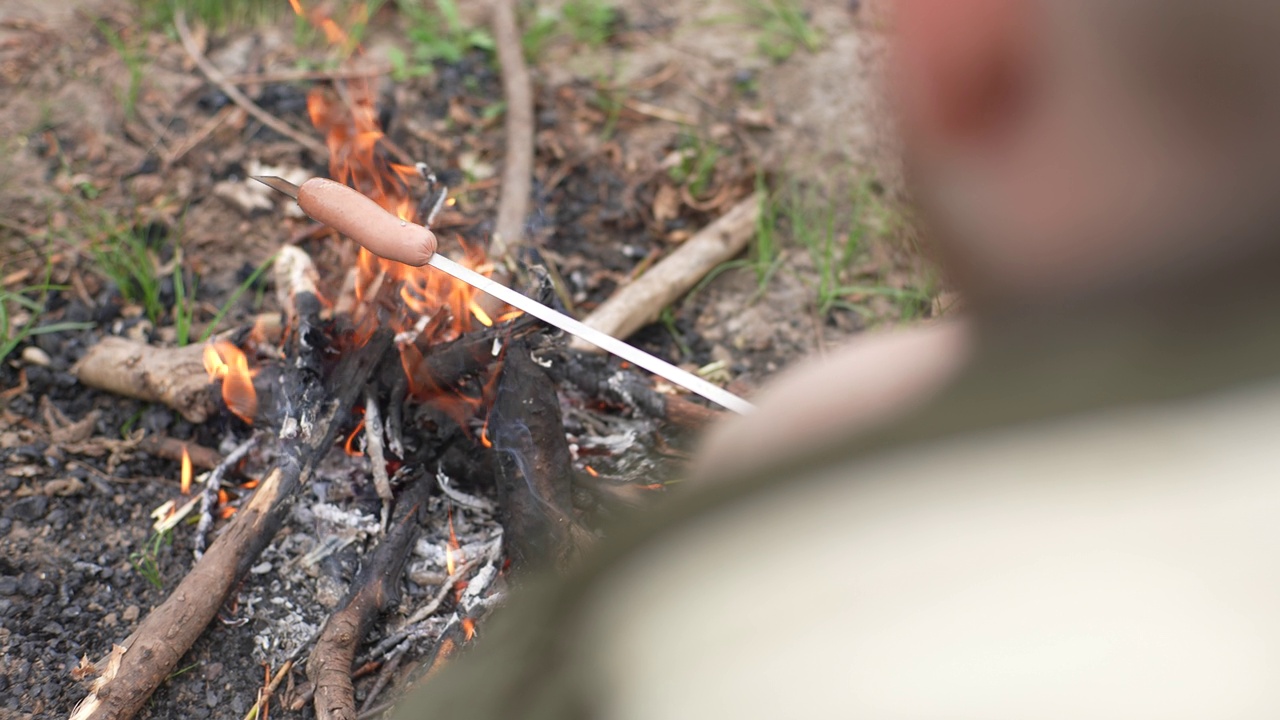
(0, 0, 933, 717)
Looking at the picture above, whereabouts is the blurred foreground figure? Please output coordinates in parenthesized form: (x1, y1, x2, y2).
(397, 1, 1280, 717)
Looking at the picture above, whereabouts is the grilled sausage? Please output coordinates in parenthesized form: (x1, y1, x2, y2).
(297, 177, 437, 267)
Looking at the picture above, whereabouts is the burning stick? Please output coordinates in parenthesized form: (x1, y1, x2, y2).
(193, 434, 259, 560)
(363, 392, 393, 530)
(307, 472, 434, 720)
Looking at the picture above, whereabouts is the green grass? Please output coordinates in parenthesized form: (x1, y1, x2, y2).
(0, 262, 96, 364)
(198, 253, 277, 343)
(520, 0, 618, 60)
(87, 208, 276, 343)
(94, 20, 146, 120)
(387, 0, 495, 80)
(129, 529, 174, 591)
(743, 0, 823, 62)
(668, 133, 725, 200)
(91, 218, 166, 325)
(138, 0, 288, 31)
(563, 0, 618, 47)
(786, 180, 932, 319)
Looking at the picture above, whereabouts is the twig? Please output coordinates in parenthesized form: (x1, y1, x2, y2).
(193, 434, 259, 560)
(363, 392, 393, 531)
(489, 0, 534, 260)
(163, 104, 239, 170)
(138, 435, 224, 471)
(173, 11, 329, 159)
(242, 660, 293, 720)
(356, 646, 405, 714)
(571, 192, 762, 346)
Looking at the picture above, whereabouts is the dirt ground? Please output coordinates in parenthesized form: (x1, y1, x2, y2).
(0, 0, 935, 717)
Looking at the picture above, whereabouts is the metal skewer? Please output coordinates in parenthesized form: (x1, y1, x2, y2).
(254, 176, 755, 414)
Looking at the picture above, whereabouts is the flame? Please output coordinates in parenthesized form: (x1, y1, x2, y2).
(217, 488, 236, 518)
(345, 416, 366, 457)
(180, 445, 192, 494)
(292, 0, 521, 428)
(584, 465, 599, 478)
(203, 341, 258, 424)
(461, 617, 476, 642)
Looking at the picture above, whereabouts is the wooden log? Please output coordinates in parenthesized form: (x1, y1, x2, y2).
(69, 324, 394, 720)
(308, 472, 434, 720)
(72, 338, 216, 423)
(489, 342, 584, 573)
(570, 192, 762, 348)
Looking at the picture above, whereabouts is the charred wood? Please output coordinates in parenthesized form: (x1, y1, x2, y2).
(544, 346, 725, 429)
(489, 342, 583, 573)
(308, 471, 435, 720)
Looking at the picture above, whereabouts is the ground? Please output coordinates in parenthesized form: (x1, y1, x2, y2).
(0, 0, 936, 717)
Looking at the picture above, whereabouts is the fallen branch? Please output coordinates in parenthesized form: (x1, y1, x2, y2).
(571, 192, 762, 347)
(489, 0, 535, 261)
(72, 338, 217, 423)
(174, 11, 329, 159)
(137, 435, 223, 471)
(70, 327, 393, 720)
(308, 472, 434, 720)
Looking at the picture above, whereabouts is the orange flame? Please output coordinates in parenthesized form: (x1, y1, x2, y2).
(203, 341, 258, 424)
(180, 445, 192, 494)
(461, 617, 476, 642)
(291, 0, 521, 427)
(345, 416, 366, 457)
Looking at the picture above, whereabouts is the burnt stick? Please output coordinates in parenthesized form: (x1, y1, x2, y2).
(307, 471, 435, 720)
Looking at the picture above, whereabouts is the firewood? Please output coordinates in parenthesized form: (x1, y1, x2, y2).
(72, 337, 217, 423)
(571, 192, 762, 346)
(69, 318, 394, 720)
(308, 472, 434, 720)
(490, 342, 588, 573)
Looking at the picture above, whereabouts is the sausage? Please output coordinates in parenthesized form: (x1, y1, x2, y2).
(296, 177, 438, 267)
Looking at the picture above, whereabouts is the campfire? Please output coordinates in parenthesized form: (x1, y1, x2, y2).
(65, 4, 756, 719)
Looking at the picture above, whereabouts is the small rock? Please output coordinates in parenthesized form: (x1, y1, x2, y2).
(4, 495, 49, 522)
(122, 605, 140, 623)
(102, 612, 118, 627)
(20, 346, 51, 367)
(250, 562, 272, 575)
